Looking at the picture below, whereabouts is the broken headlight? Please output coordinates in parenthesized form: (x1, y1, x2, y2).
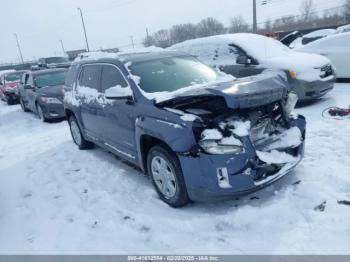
(284, 92, 298, 116)
(199, 140, 243, 155)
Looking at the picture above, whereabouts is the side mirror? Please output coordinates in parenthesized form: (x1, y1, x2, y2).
(105, 86, 133, 101)
(236, 55, 252, 65)
(24, 85, 34, 90)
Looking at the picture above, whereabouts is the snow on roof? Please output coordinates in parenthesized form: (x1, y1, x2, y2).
(297, 31, 350, 51)
(304, 29, 336, 38)
(74, 46, 164, 62)
(336, 24, 350, 34)
(169, 33, 292, 63)
(0, 69, 16, 76)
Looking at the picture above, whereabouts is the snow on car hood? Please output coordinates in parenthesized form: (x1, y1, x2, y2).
(37, 85, 64, 98)
(156, 70, 288, 110)
(261, 51, 332, 82)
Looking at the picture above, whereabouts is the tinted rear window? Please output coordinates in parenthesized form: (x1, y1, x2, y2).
(34, 71, 67, 88)
(5, 73, 21, 82)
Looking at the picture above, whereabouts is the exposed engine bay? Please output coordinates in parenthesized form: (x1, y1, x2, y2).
(160, 94, 303, 167)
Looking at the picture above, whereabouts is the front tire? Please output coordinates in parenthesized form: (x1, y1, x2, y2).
(68, 115, 94, 150)
(147, 145, 190, 207)
(36, 103, 47, 122)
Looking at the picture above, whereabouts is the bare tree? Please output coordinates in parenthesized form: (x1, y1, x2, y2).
(264, 19, 272, 32)
(228, 16, 250, 33)
(169, 23, 197, 44)
(143, 35, 156, 47)
(152, 29, 171, 48)
(345, 0, 350, 23)
(196, 17, 225, 37)
(300, 0, 317, 22)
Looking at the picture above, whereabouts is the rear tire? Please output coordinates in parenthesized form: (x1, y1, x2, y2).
(69, 115, 94, 150)
(5, 96, 13, 105)
(20, 98, 29, 112)
(147, 145, 190, 207)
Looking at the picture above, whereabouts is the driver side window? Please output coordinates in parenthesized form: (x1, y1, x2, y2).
(101, 65, 131, 95)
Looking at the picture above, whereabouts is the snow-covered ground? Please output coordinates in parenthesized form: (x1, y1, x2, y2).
(0, 83, 350, 255)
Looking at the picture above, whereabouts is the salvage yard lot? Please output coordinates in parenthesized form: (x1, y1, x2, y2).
(0, 83, 350, 254)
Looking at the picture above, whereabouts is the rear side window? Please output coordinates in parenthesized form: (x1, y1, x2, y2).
(101, 65, 128, 93)
(79, 65, 102, 91)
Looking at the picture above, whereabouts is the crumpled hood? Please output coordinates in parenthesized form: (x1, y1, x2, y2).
(37, 85, 64, 99)
(261, 52, 332, 81)
(158, 70, 288, 110)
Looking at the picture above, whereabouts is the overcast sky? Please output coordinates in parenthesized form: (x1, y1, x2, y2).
(0, 0, 345, 63)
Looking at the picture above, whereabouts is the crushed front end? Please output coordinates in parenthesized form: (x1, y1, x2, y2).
(173, 94, 305, 202)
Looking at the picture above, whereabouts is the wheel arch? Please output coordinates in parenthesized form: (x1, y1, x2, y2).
(138, 134, 175, 174)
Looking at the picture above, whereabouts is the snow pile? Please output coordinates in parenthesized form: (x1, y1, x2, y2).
(201, 129, 223, 140)
(304, 29, 336, 38)
(1, 83, 350, 254)
(200, 128, 243, 147)
(105, 85, 132, 97)
(74, 47, 164, 62)
(263, 126, 302, 151)
(256, 150, 298, 164)
(219, 136, 243, 146)
(164, 107, 200, 122)
(224, 119, 251, 137)
(64, 85, 115, 107)
(180, 114, 198, 122)
(169, 33, 292, 65)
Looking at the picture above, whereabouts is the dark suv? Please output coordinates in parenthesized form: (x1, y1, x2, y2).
(35, 57, 71, 70)
(19, 69, 67, 121)
(64, 51, 306, 207)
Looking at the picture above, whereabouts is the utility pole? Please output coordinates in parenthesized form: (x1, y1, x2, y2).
(77, 7, 90, 52)
(60, 40, 66, 54)
(130, 35, 135, 48)
(253, 0, 257, 33)
(14, 33, 24, 64)
(146, 28, 149, 39)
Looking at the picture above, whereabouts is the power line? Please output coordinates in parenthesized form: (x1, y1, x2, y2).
(257, 4, 346, 25)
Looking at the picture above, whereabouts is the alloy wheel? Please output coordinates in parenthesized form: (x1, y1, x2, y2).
(151, 156, 177, 199)
(70, 120, 82, 146)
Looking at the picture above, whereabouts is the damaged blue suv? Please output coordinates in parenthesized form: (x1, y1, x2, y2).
(64, 50, 306, 207)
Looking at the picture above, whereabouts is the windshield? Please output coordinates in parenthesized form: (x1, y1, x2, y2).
(46, 57, 69, 64)
(34, 71, 67, 88)
(129, 56, 219, 93)
(5, 73, 21, 82)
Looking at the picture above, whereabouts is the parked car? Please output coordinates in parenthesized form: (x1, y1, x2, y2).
(63, 51, 306, 207)
(36, 56, 71, 70)
(286, 29, 337, 48)
(169, 33, 336, 102)
(0, 70, 27, 105)
(18, 68, 67, 121)
(297, 32, 350, 79)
